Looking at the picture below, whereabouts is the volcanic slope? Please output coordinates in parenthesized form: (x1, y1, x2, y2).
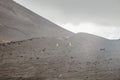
(0, 0, 73, 41)
(0, 33, 120, 80)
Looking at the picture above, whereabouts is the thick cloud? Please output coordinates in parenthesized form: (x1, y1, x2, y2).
(14, 0, 120, 26)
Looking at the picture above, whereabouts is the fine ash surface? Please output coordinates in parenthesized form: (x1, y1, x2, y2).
(1, 34, 120, 80)
(0, 0, 120, 80)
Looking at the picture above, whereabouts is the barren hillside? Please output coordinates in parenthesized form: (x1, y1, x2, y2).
(0, 33, 120, 80)
(0, 0, 73, 41)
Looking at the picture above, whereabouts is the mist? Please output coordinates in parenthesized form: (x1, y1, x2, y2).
(14, 0, 120, 39)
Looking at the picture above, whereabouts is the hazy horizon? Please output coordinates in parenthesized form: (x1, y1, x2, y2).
(14, 0, 120, 39)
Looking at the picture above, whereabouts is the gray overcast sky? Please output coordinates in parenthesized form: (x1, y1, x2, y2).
(14, 0, 120, 25)
(14, 0, 120, 39)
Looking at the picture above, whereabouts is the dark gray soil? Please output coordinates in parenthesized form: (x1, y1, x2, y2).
(0, 35, 120, 80)
(0, 0, 120, 80)
(0, 0, 73, 41)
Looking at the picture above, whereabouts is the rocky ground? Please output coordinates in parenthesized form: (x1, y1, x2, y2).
(0, 34, 120, 80)
(0, 1, 120, 80)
